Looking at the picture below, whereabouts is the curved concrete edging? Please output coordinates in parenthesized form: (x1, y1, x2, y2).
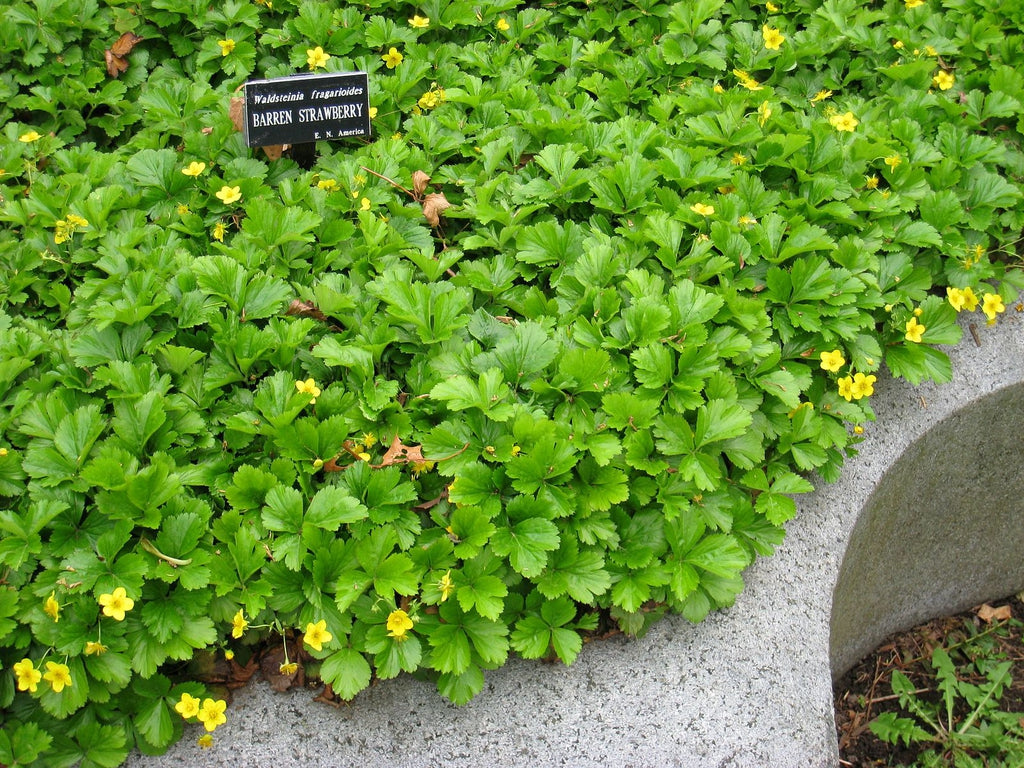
(129, 298, 1023, 768)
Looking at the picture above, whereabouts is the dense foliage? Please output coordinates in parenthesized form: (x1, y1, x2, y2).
(1, 0, 1022, 764)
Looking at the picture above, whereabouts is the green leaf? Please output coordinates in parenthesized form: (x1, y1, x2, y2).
(321, 648, 372, 700)
(537, 541, 611, 602)
(134, 697, 175, 749)
(430, 368, 515, 421)
(429, 623, 473, 674)
(491, 518, 560, 577)
(456, 574, 508, 621)
(306, 486, 368, 530)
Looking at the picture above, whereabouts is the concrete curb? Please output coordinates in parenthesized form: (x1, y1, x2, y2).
(128, 298, 1024, 768)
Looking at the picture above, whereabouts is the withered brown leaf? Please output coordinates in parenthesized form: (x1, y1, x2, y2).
(422, 192, 451, 227)
(111, 31, 144, 56)
(412, 170, 431, 198)
(229, 96, 245, 132)
(977, 603, 1013, 623)
(104, 32, 144, 78)
(261, 144, 290, 161)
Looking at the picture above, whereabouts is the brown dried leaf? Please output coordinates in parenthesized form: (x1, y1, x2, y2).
(261, 144, 288, 161)
(111, 31, 144, 56)
(229, 96, 245, 132)
(375, 435, 426, 468)
(422, 192, 451, 227)
(285, 299, 328, 322)
(104, 49, 129, 78)
(260, 644, 304, 692)
(412, 170, 431, 198)
(977, 603, 1013, 623)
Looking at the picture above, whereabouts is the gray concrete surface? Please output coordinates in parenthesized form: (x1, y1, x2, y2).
(128, 298, 1024, 768)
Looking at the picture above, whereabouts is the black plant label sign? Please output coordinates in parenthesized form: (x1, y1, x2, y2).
(243, 71, 370, 147)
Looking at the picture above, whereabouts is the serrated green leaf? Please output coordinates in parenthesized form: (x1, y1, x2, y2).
(321, 648, 372, 700)
(490, 518, 560, 577)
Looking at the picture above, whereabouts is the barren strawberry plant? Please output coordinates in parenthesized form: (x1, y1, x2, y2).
(2, 0, 1023, 765)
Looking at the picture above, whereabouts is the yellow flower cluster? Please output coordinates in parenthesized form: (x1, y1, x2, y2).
(176, 693, 228, 734)
(417, 83, 447, 111)
(53, 213, 89, 244)
(838, 372, 877, 402)
(829, 111, 859, 132)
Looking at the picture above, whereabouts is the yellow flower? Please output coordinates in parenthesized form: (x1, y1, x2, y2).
(409, 15, 429, 28)
(279, 661, 298, 675)
(98, 586, 135, 621)
(177, 204, 191, 215)
(766, 1, 779, 10)
(810, 89, 833, 104)
(369, 107, 378, 119)
(496, 17, 510, 32)
(19, 130, 42, 143)
(732, 69, 763, 91)
(819, 349, 845, 373)
(850, 372, 877, 400)
(212, 221, 226, 242)
(13, 659, 42, 693)
(182, 161, 206, 177)
(382, 47, 404, 69)
(757, 101, 772, 126)
(295, 378, 322, 404)
(854, 425, 864, 435)
(933, 71, 954, 90)
(85, 641, 108, 656)
(197, 698, 227, 732)
(713, 83, 725, 94)
(893, 40, 904, 49)
(690, 203, 715, 217)
(175, 692, 202, 719)
(306, 46, 330, 70)
(884, 154, 902, 171)
(43, 662, 72, 693)
(731, 152, 747, 166)
(218, 39, 236, 57)
(198, 734, 214, 749)
(905, 0, 924, 7)
(303, 619, 332, 652)
(438, 570, 455, 602)
(361, 432, 377, 447)
(411, 459, 435, 477)
(44, 591, 60, 622)
(216, 185, 242, 205)
(865, 175, 879, 189)
(317, 178, 338, 191)
(947, 286, 978, 312)
(360, 197, 371, 211)
(231, 609, 248, 639)
(66, 214, 88, 228)
(762, 25, 785, 51)
(737, 215, 758, 226)
(829, 112, 859, 132)
(224, 649, 235, 660)
(0, 448, 7, 456)
(982, 293, 1005, 322)
(837, 376, 854, 402)
(386, 609, 414, 640)
(904, 317, 925, 343)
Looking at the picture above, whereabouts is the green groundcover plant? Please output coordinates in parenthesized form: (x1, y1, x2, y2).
(1, 0, 1023, 763)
